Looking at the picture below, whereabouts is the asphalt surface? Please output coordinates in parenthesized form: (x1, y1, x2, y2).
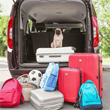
(0, 61, 110, 110)
(0, 62, 11, 81)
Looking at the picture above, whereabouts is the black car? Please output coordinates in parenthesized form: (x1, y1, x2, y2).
(7, 0, 99, 78)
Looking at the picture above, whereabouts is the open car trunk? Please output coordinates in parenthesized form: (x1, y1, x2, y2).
(18, 0, 93, 69)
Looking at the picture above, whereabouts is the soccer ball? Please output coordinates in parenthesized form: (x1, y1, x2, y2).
(28, 70, 42, 88)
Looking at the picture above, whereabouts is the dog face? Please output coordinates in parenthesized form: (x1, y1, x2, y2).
(55, 28, 62, 36)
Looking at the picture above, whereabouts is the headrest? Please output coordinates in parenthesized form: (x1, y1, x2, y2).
(64, 30, 69, 33)
(70, 28, 80, 33)
(46, 29, 54, 32)
(36, 23, 45, 31)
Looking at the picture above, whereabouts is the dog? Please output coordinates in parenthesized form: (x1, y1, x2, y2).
(51, 28, 63, 48)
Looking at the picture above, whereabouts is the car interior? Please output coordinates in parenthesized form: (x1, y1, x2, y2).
(18, 0, 92, 68)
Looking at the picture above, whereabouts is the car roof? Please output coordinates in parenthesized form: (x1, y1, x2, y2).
(21, 0, 86, 23)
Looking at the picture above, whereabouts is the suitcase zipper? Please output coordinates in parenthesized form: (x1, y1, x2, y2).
(51, 74, 56, 77)
(79, 70, 82, 87)
(37, 53, 74, 55)
(97, 54, 101, 97)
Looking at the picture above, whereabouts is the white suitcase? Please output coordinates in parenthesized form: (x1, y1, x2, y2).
(30, 89, 64, 110)
(36, 47, 75, 63)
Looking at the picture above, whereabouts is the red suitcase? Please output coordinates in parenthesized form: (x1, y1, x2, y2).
(58, 68, 84, 103)
(69, 53, 103, 98)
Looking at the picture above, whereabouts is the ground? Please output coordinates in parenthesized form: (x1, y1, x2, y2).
(0, 61, 110, 110)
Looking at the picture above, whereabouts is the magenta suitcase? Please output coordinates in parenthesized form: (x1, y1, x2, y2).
(58, 68, 84, 103)
(69, 53, 103, 98)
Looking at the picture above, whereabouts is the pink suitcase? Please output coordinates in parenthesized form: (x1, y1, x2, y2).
(58, 68, 84, 103)
(69, 53, 103, 98)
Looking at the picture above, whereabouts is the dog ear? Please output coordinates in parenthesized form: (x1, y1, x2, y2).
(61, 28, 63, 32)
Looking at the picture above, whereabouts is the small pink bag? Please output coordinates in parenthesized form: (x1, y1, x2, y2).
(0, 78, 24, 107)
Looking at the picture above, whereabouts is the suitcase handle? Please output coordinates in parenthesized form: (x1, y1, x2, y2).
(39, 56, 44, 58)
(49, 55, 61, 57)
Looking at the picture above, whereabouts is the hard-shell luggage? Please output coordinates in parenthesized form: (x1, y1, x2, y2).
(69, 53, 103, 98)
(58, 68, 84, 103)
(0, 78, 24, 107)
(30, 89, 64, 110)
(36, 47, 75, 63)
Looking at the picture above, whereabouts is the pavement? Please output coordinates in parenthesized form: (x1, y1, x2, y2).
(0, 57, 7, 62)
(0, 57, 110, 110)
(0, 72, 110, 110)
(103, 63, 110, 71)
(0, 58, 11, 81)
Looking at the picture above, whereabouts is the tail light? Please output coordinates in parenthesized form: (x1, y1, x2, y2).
(7, 17, 14, 49)
(92, 16, 99, 47)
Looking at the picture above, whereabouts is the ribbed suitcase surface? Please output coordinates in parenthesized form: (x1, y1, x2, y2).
(69, 53, 103, 98)
(58, 68, 84, 103)
(30, 89, 64, 110)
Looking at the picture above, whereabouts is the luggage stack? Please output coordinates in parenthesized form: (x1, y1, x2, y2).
(0, 53, 103, 109)
(30, 53, 103, 110)
(30, 63, 64, 110)
(58, 53, 103, 101)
